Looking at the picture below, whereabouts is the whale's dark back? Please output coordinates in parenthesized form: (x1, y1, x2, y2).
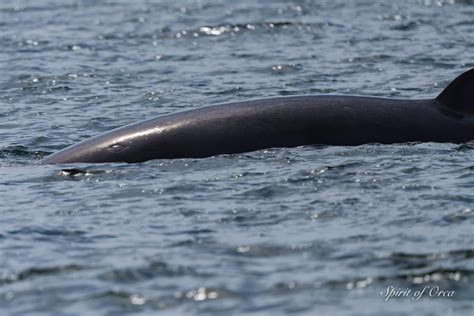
(38, 69, 474, 164)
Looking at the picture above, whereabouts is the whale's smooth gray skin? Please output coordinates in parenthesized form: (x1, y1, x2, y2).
(39, 68, 474, 164)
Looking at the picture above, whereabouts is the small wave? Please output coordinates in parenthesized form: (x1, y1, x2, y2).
(326, 267, 472, 291)
(390, 21, 419, 31)
(456, 141, 474, 151)
(99, 261, 213, 282)
(59, 168, 107, 177)
(169, 21, 318, 39)
(438, 207, 473, 224)
(241, 184, 291, 199)
(0, 146, 46, 160)
(7, 226, 92, 243)
(224, 242, 330, 258)
(0, 264, 85, 286)
(8, 226, 86, 237)
(86, 285, 231, 311)
(389, 249, 474, 261)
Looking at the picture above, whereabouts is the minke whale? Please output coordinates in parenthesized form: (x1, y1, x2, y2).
(39, 68, 474, 164)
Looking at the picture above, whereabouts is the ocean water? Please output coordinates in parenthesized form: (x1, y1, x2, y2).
(1, 0, 474, 315)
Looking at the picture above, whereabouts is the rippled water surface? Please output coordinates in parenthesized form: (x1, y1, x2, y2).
(1, 0, 474, 315)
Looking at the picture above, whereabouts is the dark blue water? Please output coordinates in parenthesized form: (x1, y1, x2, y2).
(1, 0, 474, 315)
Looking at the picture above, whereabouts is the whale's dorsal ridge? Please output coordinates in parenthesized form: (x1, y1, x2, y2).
(436, 68, 474, 115)
(38, 69, 474, 164)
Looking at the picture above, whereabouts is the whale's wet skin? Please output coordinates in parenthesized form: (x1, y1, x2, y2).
(2, 1, 474, 315)
(39, 69, 474, 164)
